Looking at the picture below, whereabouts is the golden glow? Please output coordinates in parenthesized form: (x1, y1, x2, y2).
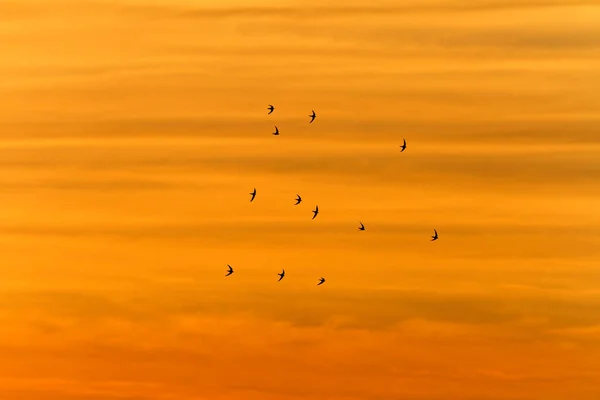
(1, 1, 600, 399)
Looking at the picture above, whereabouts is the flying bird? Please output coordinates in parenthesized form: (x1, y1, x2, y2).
(431, 229, 439, 241)
(278, 269, 285, 282)
(400, 139, 407, 152)
(312, 205, 319, 219)
(317, 277, 325, 286)
(309, 110, 316, 123)
(249, 188, 256, 202)
(273, 126, 279, 136)
(268, 104, 274, 114)
(225, 264, 234, 277)
(358, 222, 365, 231)
(294, 194, 302, 205)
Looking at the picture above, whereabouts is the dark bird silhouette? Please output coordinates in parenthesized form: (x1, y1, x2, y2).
(318, 277, 325, 286)
(226, 264, 234, 277)
(359, 222, 365, 231)
(312, 205, 319, 219)
(431, 229, 439, 241)
(278, 269, 285, 282)
(249, 188, 256, 202)
(294, 194, 302, 205)
(273, 126, 279, 136)
(400, 139, 407, 152)
(268, 104, 274, 114)
(309, 110, 316, 123)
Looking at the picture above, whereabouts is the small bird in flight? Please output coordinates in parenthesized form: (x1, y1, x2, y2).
(309, 110, 316, 123)
(278, 269, 285, 282)
(294, 194, 302, 205)
(273, 126, 279, 136)
(431, 229, 439, 241)
(249, 188, 256, 202)
(317, 277, 325, 286)
(312, 205, 319, 219)
(400, 139, 407, 152)
(358, 222, 365, 231)
(226, 264, 234, 277)
(268, 104, 274, 114)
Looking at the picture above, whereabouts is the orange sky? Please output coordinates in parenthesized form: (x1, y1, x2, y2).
(1, 0, 600, 399)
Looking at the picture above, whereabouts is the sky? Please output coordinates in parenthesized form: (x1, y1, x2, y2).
(1, 0, 600, 399)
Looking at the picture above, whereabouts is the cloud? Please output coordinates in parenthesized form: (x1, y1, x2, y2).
(0, 290, 149, 322)
(0, 178, 180, 192)
(109, 1, 600, 20)
(0, 378, 176, 400)
(1, 134, 599, 193)
(5, 285, 600, 334)
(4, 117, 600, 146)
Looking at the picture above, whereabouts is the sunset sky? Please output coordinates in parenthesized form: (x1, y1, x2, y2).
(1, 0, 600, 399)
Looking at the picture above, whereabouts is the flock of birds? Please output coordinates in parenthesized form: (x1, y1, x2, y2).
(224, 104, 438, 285)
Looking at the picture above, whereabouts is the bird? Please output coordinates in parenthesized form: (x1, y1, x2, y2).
(309, 110, 316, 123)
(268, 104, 274, 114)
(358, 222, 365, 231)
(225, 264, 234, 277)
(312, 205, 319, 219)
(294, 194, 302, 205)
(277, 269, 285, 282)
(273, 126, 279, 136)
(249, 188, 256, 202)
(400, 139, 407, 152)
(317, 277, 325, 286)
(431, 229, 439, 241)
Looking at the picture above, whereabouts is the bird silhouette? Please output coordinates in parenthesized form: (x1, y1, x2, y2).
(225, 264, 234, 277)
(309, 110, 316, 123)
(400, 139, 407, 152)
(278, 269, 285, 282)
(268, 104, 274, 114)
(431, 229, 439, 241)
(273, 126, 279, 136)
(359, 222, 365, 231)
(317, 277, 325, 286)
(312, 205, 319, 219)
(294, 194, 302, 205)
(249, 188, 256, 202)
